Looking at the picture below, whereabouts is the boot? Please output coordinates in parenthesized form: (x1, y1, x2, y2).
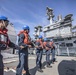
(38, 68, 43, 72)
(47, 64, 52, 68)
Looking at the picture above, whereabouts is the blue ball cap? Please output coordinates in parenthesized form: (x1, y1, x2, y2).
(23, 25, 30, 30)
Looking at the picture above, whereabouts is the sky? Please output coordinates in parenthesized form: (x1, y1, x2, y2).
(0, 0, 76, 38)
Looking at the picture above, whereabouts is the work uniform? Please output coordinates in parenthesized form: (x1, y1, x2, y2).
(0, 28, 20, 75)
(43, 41, 51, 66)
(16, 30, 31, 75)
(35, 39, 43, 69)
(50, 41, 56, 63)
(36, 39, 43, 69)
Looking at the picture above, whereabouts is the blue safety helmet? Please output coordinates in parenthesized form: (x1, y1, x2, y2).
(23, 25, 30, 30)
(38, 35, 43, 39)
(0, 16, 8, 21)
(44, 38, 48, 42)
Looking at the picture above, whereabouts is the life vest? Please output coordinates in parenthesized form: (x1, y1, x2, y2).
(36, 39, 43, 49)
(0, 28, 9, 45)
(18, 30, 31, 45)
(43, 42, 50, 50)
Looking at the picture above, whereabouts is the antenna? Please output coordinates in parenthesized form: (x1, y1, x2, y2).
(46, 6, 54, 25)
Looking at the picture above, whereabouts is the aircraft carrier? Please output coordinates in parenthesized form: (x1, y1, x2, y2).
(43, 7, 76, 56)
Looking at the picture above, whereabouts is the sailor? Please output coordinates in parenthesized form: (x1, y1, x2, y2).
(0, 15, 21, 75)
(50, 39, 56, 64)
(16, 25, 33, 75)
(35, 35, 43, 72)
(43, 38, 52, 68)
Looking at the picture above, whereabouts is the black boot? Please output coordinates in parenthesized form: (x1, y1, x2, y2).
(47, 64, 52, 68)
(25, 71, 31, 75)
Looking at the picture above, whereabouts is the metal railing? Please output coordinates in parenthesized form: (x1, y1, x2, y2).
(3, 46, 76, 57)
(28, 47, 76, 56)
(56, 47, 76, 56)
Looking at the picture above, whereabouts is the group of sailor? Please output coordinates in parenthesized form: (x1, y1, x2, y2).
(0, 15, 56, 75)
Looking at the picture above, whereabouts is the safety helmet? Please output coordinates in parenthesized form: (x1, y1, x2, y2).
(23, 25, 30, 30)
(38, 35, 43, 39)
(0, 16, 8, 21)
(44, 38, 48, 42)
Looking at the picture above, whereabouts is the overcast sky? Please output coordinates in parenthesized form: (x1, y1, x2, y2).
(0, 0, 76, 38)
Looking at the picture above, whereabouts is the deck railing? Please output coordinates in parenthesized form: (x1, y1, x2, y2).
(56, 47, 76, 56)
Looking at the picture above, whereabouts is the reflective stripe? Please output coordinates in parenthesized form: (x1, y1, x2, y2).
(0, 34, 8, 44)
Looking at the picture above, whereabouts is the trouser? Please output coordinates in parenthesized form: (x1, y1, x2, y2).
(36, 49, 43, 69)
(51, 49, 55, 62)
(16, 50, 29, 75)
(0, 54, 4, 75)
(46, 50, 50, 65)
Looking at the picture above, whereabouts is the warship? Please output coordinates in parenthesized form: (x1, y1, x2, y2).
(2, 23, 17, 53)
(43, 7, 76, 55)
(7, 23, 17, 44)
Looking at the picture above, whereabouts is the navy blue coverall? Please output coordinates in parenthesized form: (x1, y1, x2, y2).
(35, 40, 43, 69)
(50, 41, 56, 63)
(16, 33, 31, 75)
(43, 42, 51, 65)
(51, 46, 55, 63)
